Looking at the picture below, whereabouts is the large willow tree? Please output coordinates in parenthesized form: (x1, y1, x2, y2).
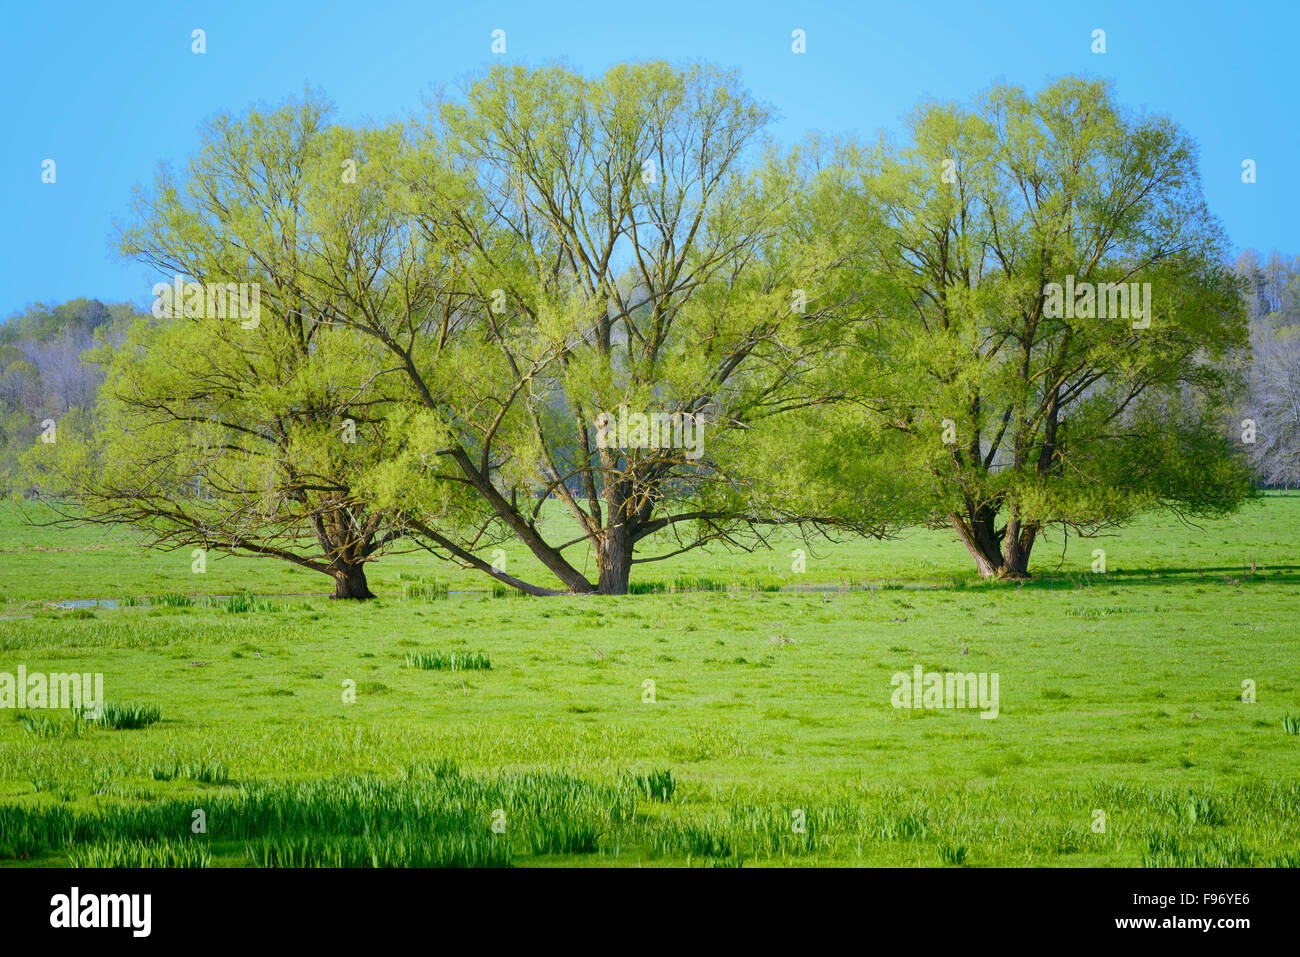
(34, 101, 485, 598)
(342, 62, 893, 593)
(840, 77, 1253, 578)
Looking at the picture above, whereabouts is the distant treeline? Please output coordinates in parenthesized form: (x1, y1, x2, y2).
(1235, 250, 1300, 488)
(0, 298, 146, 495)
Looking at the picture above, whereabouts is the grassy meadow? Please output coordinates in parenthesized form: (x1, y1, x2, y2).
(1, 496, 1298, 867)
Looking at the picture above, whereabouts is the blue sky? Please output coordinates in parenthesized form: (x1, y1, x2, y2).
(2, 0, 1296, 318)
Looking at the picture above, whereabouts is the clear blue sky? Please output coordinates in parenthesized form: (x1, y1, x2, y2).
(2, 0, 1296, 318)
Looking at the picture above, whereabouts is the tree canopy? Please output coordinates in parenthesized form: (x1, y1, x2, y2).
(831, 76, 1253, 577)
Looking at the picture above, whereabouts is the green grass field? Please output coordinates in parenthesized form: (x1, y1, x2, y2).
(2, 496, 1298, 867)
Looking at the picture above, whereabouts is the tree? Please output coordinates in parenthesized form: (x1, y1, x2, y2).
(840, 76, 1253, 578)
(30, 100, 479, 598)
(347, 62, 889, 594)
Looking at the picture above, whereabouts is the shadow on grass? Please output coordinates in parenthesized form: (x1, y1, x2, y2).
(970, 565, 1300, 592)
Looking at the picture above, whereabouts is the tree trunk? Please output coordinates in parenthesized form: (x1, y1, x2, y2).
(951, 509, 1003, 578)
(332, 562, 376, 599)
(597, 524, 633, 595)
(951, 508, 1038, 579)
(999, 516, 1036, 580)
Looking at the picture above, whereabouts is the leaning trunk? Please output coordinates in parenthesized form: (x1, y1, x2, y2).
(951, 509, 1004, 578)
(331, 562, 375, 599)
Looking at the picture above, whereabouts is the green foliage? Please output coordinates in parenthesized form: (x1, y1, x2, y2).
(0, 299, 146, 498)
(17, 713, 86, 739)
(27, 101, 487, 597)
(1143, 830, 1255, 867)
(405, 651, 491, 671)
(245, 832, 507, 868)
(828, 76, 1254, 577)
(937, 842, 968, 866)
(221, 594, 279, 614)
(672, 575, 727, 592)
(632, 768, 676, 802)
(402, 581, 448, 601)
(70, 838, 211, 868)
(96, 703, 162, 730)
(149, 760, 232, 785)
